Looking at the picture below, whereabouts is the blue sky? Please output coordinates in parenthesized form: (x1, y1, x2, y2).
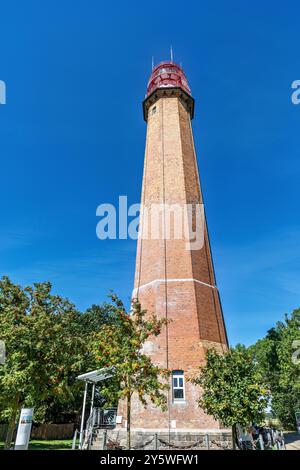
(0, 1, 299, 346)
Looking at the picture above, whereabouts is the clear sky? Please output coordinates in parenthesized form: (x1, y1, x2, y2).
(0, 1, 299, 346)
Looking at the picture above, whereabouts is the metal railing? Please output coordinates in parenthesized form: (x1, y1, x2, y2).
(93, 407, 117, 429)
(73, 407, 117, 450)
(238, 428, 285, 450)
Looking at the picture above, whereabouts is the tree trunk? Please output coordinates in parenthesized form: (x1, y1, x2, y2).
(126, 394, 131, 450)
(4, 395, 20, 450)
(232, 424, 238, 450)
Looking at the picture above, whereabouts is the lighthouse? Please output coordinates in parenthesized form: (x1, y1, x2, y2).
(119, 61, 228, 436)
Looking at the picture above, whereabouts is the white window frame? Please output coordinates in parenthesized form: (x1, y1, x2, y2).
(172, 370, 185, 402)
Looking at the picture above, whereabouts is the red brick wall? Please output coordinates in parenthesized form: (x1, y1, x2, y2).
(120, 96, 228, 430)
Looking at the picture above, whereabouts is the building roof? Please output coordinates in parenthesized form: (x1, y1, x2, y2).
(76, 366, 114, 384)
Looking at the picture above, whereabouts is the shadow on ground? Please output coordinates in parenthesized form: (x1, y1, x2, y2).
(284, 432, 300, 450)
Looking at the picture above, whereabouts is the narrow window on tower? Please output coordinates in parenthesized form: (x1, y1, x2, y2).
(172, 370, 185, 402)
(152, 105, 156, 115)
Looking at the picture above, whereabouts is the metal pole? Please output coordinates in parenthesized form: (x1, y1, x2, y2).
(271, 429, 274, 447)
(79, 382, 88, 449)
(205, 433, 210, 450)
(72, 429, 78, 450)
(90, 384, 95, 416)
(281, 431, 285, 450)
(103, 430, 107, 450)
(259, 434, 264, 450)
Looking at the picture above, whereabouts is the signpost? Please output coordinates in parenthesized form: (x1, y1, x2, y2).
(14, 408, 34, 450)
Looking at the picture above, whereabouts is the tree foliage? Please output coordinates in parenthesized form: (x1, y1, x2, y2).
(0, 276, 99, 448)
(0, 278, 119, 423)
(191, 345, 269, 430)
(92, 294, 169, 448)
(251, 309, 300, 429)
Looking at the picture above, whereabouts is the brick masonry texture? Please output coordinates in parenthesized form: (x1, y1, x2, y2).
(118, 96, 228, 431)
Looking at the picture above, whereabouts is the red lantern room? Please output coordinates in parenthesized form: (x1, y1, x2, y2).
(146, 61, 192, 97)
(143, 61, 194, 121)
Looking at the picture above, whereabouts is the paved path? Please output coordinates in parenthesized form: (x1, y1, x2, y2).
(284, 432, 300, 450)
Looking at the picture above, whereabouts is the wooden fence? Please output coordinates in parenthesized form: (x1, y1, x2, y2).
(0, 423, 74, 441)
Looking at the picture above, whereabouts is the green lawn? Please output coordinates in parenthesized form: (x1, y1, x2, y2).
(0, 439, 73, 450)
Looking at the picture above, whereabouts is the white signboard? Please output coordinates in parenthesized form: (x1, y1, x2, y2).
(15, 408, 34, 450)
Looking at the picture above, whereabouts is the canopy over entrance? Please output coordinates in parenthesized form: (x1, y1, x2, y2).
(77, 367, 114, 384)
(76, 367, 115, 449)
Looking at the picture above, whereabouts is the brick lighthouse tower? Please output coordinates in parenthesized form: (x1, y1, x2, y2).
(121, 61, 228, 437)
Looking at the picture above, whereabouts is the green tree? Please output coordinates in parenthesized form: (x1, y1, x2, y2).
(79, 302, 119, 335)
(0, 276, 88, 449)
(37, 302, 119, 424)
(92, 295, 169, 449)
(251, 309, 300, 429)
(191, 345, 269, 448)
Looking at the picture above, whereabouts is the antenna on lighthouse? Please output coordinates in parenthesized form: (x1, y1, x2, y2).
(152, 56, 154, 70)
(170, 45, 173, 62)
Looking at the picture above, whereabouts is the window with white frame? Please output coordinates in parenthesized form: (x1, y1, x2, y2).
(172, 370, 185, 401)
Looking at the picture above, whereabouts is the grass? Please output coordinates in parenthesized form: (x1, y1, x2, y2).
(0, 439, 73, 450)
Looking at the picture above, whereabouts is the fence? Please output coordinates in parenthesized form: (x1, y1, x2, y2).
(0, 423, 75, 441)
(238, 428, 285, 450)
(89, 428, 285, 451)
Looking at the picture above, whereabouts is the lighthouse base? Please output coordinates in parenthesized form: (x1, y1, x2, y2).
(92, 429, 232, 450)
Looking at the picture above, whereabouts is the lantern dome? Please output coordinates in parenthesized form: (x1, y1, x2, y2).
(146, 61, 192, 97)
